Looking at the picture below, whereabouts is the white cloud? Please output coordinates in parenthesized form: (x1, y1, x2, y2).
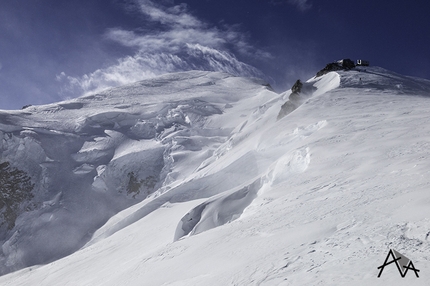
(104, 1, 262, 58)
(104, 27, 228, 53)
(137, 0, 202, 28)
(288, 0, 312, 11)
(60, 0, 270, 97)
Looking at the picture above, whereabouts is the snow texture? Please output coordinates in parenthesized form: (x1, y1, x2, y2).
(1, 67, 430, 285)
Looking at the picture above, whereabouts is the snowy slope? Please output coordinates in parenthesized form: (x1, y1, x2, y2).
(2, 67, 430, 285)
(0, 71, 276, 275)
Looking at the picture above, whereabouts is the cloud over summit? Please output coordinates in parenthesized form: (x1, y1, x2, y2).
(60, 0, 267, 97)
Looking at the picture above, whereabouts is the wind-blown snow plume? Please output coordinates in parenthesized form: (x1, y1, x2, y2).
(58, 0, 268, 97)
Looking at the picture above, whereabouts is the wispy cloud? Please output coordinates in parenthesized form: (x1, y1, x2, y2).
(289, 0, 312, 11)
(137, 0, 202, 28)
(270, 0, 312, 11)
(118, 0, 269, 57)
(59, 0, 269, 97)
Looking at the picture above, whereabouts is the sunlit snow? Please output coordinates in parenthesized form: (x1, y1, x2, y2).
(1, 67, 430, 285)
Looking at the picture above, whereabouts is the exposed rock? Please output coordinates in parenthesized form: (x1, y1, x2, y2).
(0, 162, 35, 231)
(291, 79, 303, 94)
(316, 63, 344, 77)
(277, 79, 316, 120)
(316, 59, 355, 77)
(125, 172, 157, 199)
(339, 59, 355, 69)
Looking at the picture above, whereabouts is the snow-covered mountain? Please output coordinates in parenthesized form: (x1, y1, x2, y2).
(1, 66, 430, 285)
(0, 71, 276, 274)
(59, 44, 269, 99)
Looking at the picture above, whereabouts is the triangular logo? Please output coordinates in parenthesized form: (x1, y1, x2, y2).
(392, 249, 410, 276)
(377, 249, 420, 278)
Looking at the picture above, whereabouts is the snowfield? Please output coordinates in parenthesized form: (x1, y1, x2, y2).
(1, 67, 430, 285)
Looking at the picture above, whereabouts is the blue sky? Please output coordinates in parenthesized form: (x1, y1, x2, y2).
(1, 0, 429, 110)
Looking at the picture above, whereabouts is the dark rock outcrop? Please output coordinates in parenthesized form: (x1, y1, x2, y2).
(0, 162, 35, 231)
(341, 59, 356, 69)
(291, 79, 303, 94)
(277, 79, 316, 120)
(316, 58, 355, 77)
(316, 63, 344, 77)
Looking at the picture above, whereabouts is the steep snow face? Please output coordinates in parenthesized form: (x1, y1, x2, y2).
(2, 67, 430, 285)
(0, 71, 277, 274)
